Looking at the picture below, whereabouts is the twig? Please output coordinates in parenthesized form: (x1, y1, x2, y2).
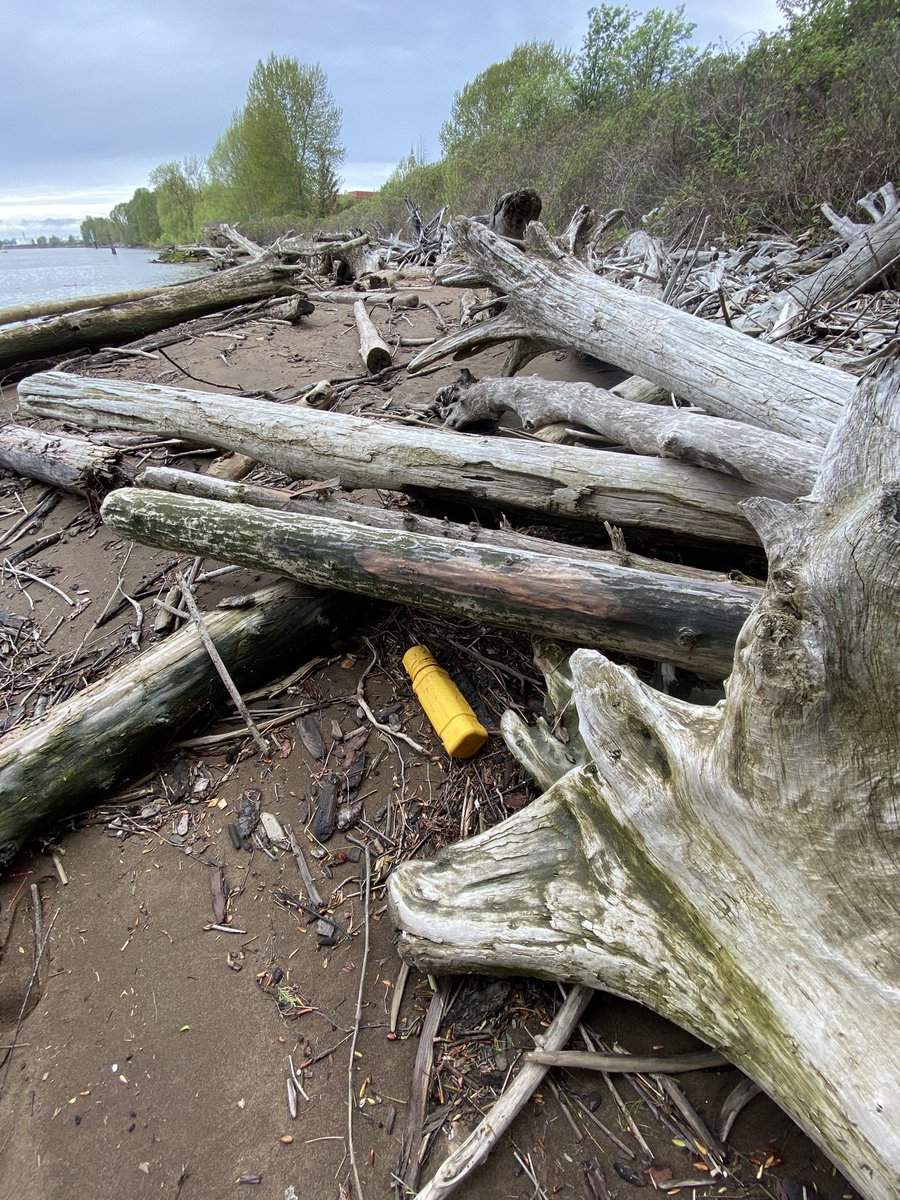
(357, 655, 426, 753)
(390, 960, 411, 1034)
(2, 561, 76, 606)
(526, 1049, 727, 1073)
(399, 983, 446, 1194)
(285, 824, 323, 907)
(347, 840, 371, 1200)
(176, 573, 268, 756)
(412, 985, 593, 1200)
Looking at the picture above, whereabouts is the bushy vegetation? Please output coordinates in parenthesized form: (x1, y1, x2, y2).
(350, 0, 900, 238)
(83, 1, 900, 247)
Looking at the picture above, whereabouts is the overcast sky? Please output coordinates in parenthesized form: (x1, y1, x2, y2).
(1, 0, 783, 239)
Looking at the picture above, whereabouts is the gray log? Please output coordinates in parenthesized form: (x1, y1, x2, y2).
(138, 465, 750, 584)
(19, 372, 760, 545)
(0, 260, 307, 373)
(438, 373, 819, 499)
(414, 219, 853, 445)
(353, 300, 392, 372)
(100, 488, 759, 678)
(0, 424, 129, 500)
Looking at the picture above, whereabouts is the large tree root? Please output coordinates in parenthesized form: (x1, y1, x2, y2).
(388, 360, 900, 1200)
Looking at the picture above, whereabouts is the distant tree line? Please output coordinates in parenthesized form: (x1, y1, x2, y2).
(85, 1, 900, 246)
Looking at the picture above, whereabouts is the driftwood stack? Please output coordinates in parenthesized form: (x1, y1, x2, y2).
(3, 184, 900, 1200)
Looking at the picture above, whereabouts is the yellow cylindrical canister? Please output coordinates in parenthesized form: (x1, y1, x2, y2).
(402, 645, 488, 759)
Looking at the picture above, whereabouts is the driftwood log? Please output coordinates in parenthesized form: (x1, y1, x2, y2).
(438, 371, 819, 499)
(18, 372, 760, 544)
(752, 183, 900, 338)
(138, 465, 750, 584)
(353, 300, 392, 372)
(0, 283, 196, 328)
(0, 425, 129, 502)
(0, 582, 337, 866)
(0, 260, 308, 374)
(388, 359, 900, 1200)
(412, 219, 854, 444)
(99, 489, 758, 678)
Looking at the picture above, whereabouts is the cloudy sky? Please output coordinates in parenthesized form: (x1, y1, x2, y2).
(2, 0, 783, 240)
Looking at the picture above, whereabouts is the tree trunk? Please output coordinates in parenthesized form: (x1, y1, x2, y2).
(19, 372, 761, 544)
(100, 488, 759, 678)
(439, 372, 819, 499)
(138, 464, 750, 584)
(0, 582, 338, 866)
(388, 360, 900, 1200)
(415, 219, 854, 445)
(0, 260, 307, 374)
(0, 282, 204, 328)
(353, 300, 392, 372)
(0, 424, 130, 502)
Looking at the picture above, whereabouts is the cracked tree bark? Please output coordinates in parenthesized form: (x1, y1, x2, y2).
(388, 359, 900, 1200)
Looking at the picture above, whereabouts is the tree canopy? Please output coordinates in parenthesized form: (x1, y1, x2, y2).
(210, 55, 344, 221)
(440, 41, 573, 155)
(572, 4, 697, 109)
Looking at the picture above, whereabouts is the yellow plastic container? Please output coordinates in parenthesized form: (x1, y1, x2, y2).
(402, 645, 488, 758)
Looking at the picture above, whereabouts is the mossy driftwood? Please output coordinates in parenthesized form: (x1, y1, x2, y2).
(0, 582, 336, 866)
(389, 360, 900, 1200)
(0, 260, 308, 374)
(99, 487, 757, 678)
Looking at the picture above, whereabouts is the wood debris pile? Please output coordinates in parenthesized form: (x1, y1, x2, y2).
(2, 183, 899, 1200)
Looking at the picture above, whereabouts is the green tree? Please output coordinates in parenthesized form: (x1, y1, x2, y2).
(109, 201, 137, 244)
(573, 4, 697, 110)
(149, 158, 204, 242)
(210, 55, 344, 220)
(126, 187, 161, 244)
(440, 41, 573, 155)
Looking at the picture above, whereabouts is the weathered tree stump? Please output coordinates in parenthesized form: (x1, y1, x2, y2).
(389, 360, 900, 1200)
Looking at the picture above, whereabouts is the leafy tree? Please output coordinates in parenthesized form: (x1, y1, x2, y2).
(210, 55, 344, 220)
(440, 41, 573, 155)
(573, 5, 697, 110)
(149, 158, 204, 242)
(126, 187, 161, 244)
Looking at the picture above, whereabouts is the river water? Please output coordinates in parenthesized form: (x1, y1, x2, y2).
(0, 247, 209, 312)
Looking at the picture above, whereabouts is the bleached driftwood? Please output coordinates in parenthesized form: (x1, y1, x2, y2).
(0, 582, 336, 865)
(438, 372, 819, 499)
(19, 372, 761, 544)
(100, 489, 759, 677)
(353, 300, 392, 372)
(0, 424, 128, 502)
(389, 360, 900, 1200)
(752, 183, 900, 339)
(415, 219, 854, 444)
